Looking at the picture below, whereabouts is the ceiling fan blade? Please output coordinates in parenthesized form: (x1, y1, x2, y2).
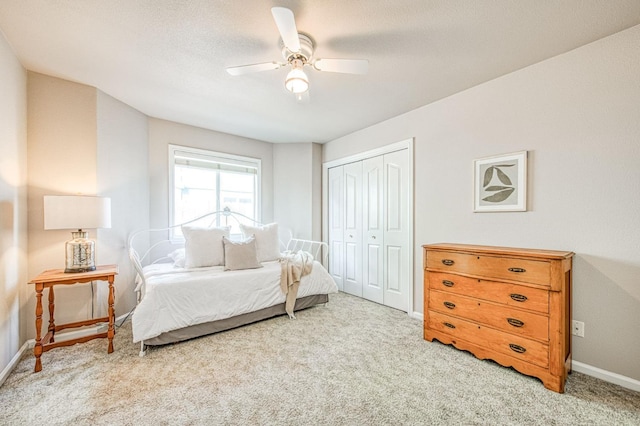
(313, 59, 369, 74)
(271, 7, 301, 53)
(226, 62, 281, 76)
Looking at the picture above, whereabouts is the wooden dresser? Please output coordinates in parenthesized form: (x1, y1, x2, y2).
(423, 243, 574, 393)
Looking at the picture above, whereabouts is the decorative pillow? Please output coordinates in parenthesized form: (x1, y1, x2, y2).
(222, 235, 262, 271)
(169, 248, 186, 268)
(239, 222, 280, 262)
(181, 225, 230, 268)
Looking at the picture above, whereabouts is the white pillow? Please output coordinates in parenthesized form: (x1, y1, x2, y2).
(169, 248, 185, 268)
(222, 236, 262, 271)
(240, 223, 280, 262)
(181, 225, 230, 268)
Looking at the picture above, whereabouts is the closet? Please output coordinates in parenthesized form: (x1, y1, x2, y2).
(327, 149, 409, 311)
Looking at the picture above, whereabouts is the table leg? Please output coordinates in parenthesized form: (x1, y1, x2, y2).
(34, 283, 44, 372)
(107, 276, 115, 353)
(48, 286, 55, 343)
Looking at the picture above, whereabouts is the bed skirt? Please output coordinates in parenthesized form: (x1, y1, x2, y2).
(143, 293, 329, 346)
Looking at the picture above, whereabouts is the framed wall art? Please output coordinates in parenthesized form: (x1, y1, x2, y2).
(473, 151, 527, 212)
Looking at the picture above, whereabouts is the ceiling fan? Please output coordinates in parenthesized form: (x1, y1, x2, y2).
(226, 7, 369, 97)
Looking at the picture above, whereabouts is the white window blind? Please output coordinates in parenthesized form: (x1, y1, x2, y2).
(173, 150, 259, 175)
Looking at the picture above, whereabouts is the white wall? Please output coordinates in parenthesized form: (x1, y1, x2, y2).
(26, 72, 98, 340)
(148, 118, 274, 228)
(25, 74, 150, 341)
(0, 29, 28, 378)
(273, 143, 322, 241)
(311, 142, 322, 241)
(323, 25, 640, 381)
(96, 91, 149, 317)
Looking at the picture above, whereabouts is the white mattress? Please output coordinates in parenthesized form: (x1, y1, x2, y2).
(132, 260, 338, 343)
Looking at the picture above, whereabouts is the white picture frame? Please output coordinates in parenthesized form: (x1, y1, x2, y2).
(474, 151, 527, 212)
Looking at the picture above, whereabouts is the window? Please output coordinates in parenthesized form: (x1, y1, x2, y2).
(169, 145, 261, 238)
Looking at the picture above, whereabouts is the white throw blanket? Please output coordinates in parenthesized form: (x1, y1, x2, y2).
(279, 251, 314, 318)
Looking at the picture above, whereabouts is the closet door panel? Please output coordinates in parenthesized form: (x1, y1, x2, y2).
(327, 166, 344, 291)
(386, 163, 402, 231)
(383, 150, 409, 311)
(362, 156, 384, 303)
(342, 162, 363, 297)
(386, 245, 402, 293)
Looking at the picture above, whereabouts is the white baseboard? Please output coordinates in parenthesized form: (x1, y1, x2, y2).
(410, 311, 424, 322)
(0, 341, 30, 388)
(572, 360, 640, 393)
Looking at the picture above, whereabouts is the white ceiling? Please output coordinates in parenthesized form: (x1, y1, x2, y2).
(1, 1, 639, 143)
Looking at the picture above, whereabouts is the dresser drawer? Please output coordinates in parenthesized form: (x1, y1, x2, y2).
(426, 250, 551, 286)
(428, 310, 549, 368)
(427, 272, 549, 314)
(429, 290, 549, 341)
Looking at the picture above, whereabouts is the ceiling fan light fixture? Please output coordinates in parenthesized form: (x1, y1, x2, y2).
(285, 67, 309, 94)
(225, 7, 368, 98)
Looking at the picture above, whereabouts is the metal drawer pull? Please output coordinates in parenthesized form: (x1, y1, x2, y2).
(442, 280, 454, 287)
(443, 322, 456, 329)
(510, 293, 528, 302)
(509, 343, 527, 354)
(508, 267, 526, 273)
(507, 318, 525, 328)
(443, 301, 456, 309)
(442, 259, 455, 266)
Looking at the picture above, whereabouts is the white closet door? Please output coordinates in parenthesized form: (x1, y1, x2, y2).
(383, 150, 409, 311)
(362, 155, 384, 304)
(328, 166, 344, 291)
(342, 161, 363, 297)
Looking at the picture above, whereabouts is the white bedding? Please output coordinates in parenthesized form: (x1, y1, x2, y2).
(131, 260, 338, 343)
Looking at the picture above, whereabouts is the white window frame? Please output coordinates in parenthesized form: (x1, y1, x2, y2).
(168, 144, 262, 240)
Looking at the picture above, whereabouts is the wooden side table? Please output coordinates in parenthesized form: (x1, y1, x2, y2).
(28, 264, 119, 372)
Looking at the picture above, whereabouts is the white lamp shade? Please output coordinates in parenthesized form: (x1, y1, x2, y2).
(44, 195, 112, 230)
(285, 68, 309, 94)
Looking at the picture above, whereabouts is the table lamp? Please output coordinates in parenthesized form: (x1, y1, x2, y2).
(44, 195, 112, 273)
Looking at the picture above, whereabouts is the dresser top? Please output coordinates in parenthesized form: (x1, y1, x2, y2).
(423, 243, 574, 260)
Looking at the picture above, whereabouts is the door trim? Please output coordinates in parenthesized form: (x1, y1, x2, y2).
(322, 138, 414, 315)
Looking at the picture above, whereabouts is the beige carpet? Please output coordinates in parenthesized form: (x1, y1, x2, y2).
(1, 292, 639, 425)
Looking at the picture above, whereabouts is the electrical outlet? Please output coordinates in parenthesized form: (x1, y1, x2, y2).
(572, 320, 585, 338)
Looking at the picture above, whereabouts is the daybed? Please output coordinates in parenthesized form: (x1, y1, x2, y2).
(128, 209, 338, 355)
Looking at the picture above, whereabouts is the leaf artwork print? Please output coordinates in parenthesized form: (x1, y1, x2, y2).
(482, 164, 515, 203)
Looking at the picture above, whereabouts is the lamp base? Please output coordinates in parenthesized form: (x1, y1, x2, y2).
(64, 266, 97, 273)
(64, 230, 97, 273)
